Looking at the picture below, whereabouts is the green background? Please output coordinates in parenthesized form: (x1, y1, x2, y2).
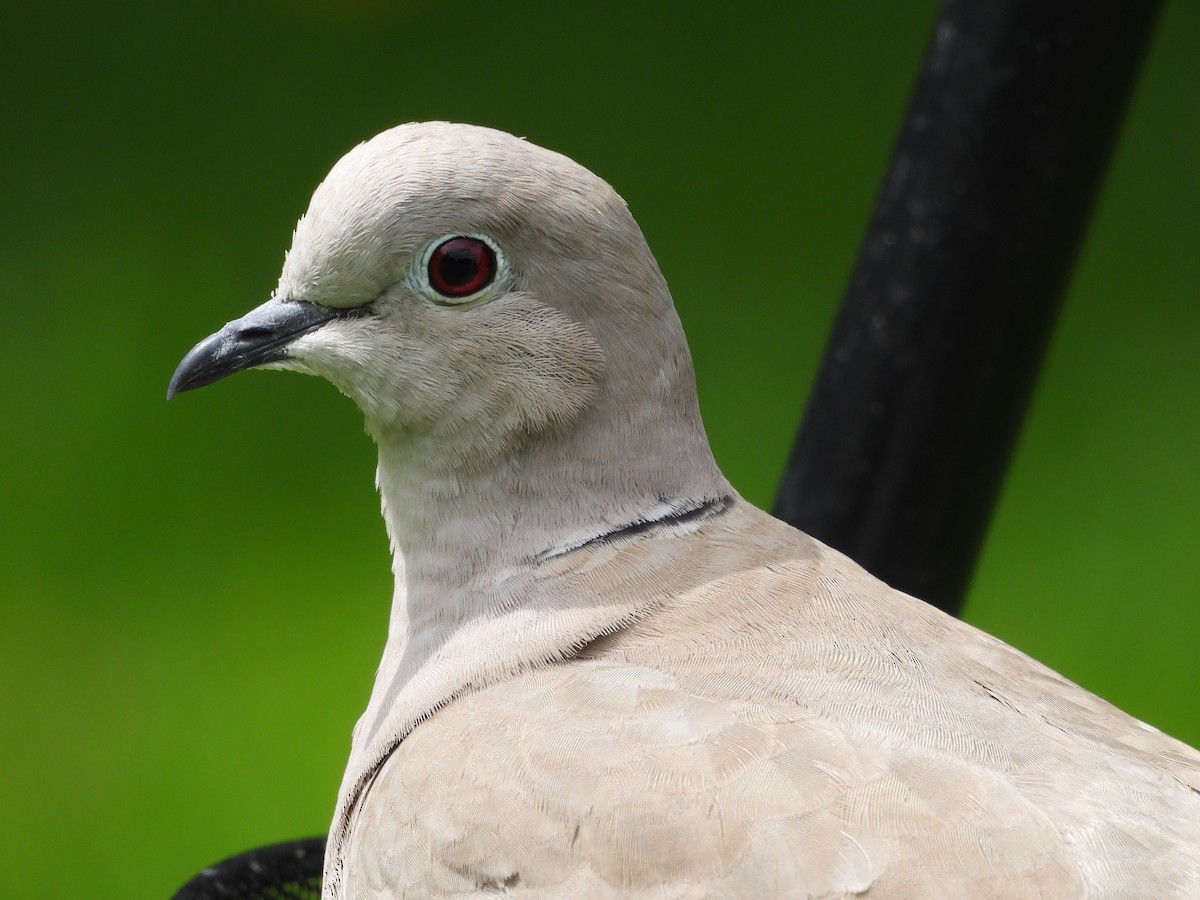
(2, 2, 1197, 896)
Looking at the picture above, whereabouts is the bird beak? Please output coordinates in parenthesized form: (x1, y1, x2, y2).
(168, 297, 357, 399)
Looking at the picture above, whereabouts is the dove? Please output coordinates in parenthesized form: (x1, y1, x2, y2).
(169, 122, 1200, 899)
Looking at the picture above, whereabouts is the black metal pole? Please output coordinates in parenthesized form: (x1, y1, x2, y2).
(773, 0, 1162, 616)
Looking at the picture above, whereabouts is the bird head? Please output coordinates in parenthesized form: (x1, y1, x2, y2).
(170, 122, 713, 482)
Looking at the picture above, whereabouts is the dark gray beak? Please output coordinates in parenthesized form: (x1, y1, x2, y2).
(167, 297, 359, 399)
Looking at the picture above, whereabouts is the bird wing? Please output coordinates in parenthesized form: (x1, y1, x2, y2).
(340, 501, 1200, 897)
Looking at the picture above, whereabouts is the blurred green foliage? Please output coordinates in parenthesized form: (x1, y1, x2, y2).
(1, 2, 1196, 897)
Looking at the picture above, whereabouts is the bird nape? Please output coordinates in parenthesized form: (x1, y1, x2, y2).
(170, 123, 1200, 899)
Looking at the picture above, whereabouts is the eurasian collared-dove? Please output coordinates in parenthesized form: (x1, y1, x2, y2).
(170, 122, 1200, 899)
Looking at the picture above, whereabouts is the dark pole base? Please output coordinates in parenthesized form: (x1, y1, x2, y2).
(172, 836, 325, 900)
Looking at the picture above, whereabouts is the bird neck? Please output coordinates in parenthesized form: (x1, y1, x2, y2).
(372, 390, 731, 626)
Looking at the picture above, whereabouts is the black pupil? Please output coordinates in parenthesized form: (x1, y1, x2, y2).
(439, 245, 480, 286)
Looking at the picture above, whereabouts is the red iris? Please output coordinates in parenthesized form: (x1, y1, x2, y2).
(427, 237, 496, 299)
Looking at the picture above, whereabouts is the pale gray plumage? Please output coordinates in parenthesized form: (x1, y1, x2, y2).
(171, 122, 1200, 899)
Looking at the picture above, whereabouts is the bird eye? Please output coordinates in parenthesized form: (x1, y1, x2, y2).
(426, 236, 497, 301)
